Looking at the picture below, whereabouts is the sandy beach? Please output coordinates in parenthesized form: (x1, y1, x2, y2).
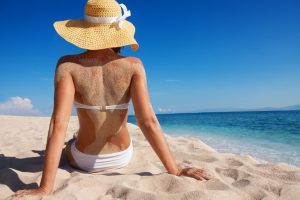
(1, 115, 300, 200)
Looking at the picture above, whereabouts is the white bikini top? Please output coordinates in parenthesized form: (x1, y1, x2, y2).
(74, 100, 129, 111)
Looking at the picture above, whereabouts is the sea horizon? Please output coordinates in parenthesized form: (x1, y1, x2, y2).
(130, 108, 300, 117)
(2, 106, 300, 118)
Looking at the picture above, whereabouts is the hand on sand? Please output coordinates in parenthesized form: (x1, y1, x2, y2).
(13, 187, 51, 199)
(177, 167, 211, 181)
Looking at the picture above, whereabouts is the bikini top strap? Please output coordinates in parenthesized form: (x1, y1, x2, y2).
(104, 103, 130, 110)
(74, 101, 129, 110)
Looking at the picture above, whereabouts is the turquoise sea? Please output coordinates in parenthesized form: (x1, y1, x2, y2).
(128, 110, 300, 167)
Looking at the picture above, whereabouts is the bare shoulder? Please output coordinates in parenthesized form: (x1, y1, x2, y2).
(55, 54, 80, 71)
(123, 56, 145, 75)
(54, 55, 76, 83)
(124, 56, 142, 65)
(56, 54, 78, 67)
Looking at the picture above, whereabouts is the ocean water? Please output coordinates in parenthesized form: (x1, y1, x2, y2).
(128, 110, 300, 167)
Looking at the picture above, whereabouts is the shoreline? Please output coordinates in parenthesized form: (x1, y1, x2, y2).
(1, 115, 300, 199)
(164, 131, 300, 168)
(129, 110, 300, 168)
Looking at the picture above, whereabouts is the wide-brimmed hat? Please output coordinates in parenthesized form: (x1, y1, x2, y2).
(53, 0, 138, 50)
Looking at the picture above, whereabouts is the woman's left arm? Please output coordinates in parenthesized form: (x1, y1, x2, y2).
(14, 60, 75, 198)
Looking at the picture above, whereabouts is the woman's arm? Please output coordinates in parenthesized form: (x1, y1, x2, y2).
(130, 59, 179, 175)
(130, 59, 211, 180)
(40, 61, 75, 192)
(14, 60, 75, 198)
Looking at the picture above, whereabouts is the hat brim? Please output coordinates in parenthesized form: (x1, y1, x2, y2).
(53, 19, 139, 50)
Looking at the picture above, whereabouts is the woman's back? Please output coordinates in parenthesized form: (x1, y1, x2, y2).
(57, 49, 140, 155)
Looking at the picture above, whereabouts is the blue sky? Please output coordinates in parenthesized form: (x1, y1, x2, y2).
(0, 0, 299, 116)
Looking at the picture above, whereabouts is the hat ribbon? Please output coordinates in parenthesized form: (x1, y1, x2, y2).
(84, 4, 131, 29)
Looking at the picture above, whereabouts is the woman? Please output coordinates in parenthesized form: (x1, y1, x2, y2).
(14, 0, 210, 198)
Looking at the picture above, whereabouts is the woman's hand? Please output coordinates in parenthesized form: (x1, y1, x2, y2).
(176, 167, 211, 181)
(13, 187, 51, 199)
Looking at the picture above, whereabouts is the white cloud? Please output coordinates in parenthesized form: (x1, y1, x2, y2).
(0, 96, 41, 116)
(157, 107, 174, 113)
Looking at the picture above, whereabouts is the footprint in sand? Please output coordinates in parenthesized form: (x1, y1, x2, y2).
(226, 158, 244, 167)
(200, 156, 219, 163)
(205, 179, 230, 190)
(215, 168, 239, 181)
(232, 179, 250, 187)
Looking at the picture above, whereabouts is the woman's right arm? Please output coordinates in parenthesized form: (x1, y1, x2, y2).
(129, 59, 180, 175)
(130, 59, 211, 181)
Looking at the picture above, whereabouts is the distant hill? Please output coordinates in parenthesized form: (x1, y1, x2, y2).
(247, 104, 300, 112)
(279, 104, 300, 111)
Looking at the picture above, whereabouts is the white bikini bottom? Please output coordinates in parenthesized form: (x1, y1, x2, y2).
(70, 136, 133, 172)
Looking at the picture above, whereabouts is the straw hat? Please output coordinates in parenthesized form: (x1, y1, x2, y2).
(53, 0, 138, 50)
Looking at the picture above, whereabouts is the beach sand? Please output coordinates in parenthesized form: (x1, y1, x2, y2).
(1, 115, 300, 200)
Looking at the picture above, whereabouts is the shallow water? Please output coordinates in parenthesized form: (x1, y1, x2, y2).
(128, 110, 300, 166)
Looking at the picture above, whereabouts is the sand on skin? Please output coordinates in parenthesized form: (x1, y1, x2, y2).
(0, 115, 300, 200)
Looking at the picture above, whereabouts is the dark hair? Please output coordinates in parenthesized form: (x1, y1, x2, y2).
(111, 47, 123, 54)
